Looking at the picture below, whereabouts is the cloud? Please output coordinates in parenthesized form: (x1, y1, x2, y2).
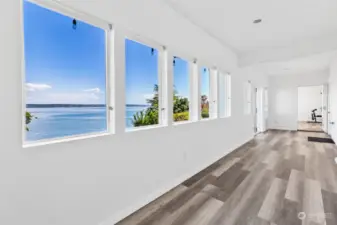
(26, 87, 105, 104)
(83, 88, 101, 94)
(49, 92, 100, 102)
(27, 92, 104, 104)
(26, 83, 52, 92)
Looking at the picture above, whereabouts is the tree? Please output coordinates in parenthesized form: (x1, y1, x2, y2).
(132, 85, 159, 127)
(25, 111, 35, 131)
(146, 84, 159, 112)
(132, 84, 190, 126)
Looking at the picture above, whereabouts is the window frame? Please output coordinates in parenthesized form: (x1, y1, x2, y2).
(225, 73, 232, 117)
(218, 72, 231, 118)
(21, 0, 114, 146)
(209, 68, 218, 119)
(124, 33, 166, 131)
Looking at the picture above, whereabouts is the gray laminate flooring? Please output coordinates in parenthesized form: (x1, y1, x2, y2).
(116, 130, 337, 225)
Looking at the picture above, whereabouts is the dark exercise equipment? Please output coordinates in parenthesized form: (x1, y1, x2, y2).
(308, 136, 335, 144)
(311, 109, 322, 123)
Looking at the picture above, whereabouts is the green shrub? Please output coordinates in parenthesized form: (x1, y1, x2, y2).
(174, 111, 189, 122)
(173, 97, 189, 113)
(132, 110, 158, 127)
(132, 84, 191, 127)
(201, 108, 209, 118)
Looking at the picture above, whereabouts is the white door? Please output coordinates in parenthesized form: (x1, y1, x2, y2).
(263, 88, 269, 131)
(327, 84, 333, 135)
(254, 87, 264, 133)
(322, 84, 329, 133)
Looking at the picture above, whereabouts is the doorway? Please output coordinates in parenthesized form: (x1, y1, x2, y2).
(297, 85, 324, 132)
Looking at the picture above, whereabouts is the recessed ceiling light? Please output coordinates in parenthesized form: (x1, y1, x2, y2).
(253, 19, 262, 24)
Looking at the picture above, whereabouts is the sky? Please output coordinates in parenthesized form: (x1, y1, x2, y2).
(24, 1, 106, 104)
(173, 57, 189, 98)
(201, 67, 210, 97)
(24, 0, 210, 105)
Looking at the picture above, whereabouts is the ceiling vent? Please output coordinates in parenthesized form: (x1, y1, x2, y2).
(253, 19, 262, 24)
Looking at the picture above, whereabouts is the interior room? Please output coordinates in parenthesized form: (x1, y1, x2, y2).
(1, 1, 337, 225)
(297, 85, 324, 132)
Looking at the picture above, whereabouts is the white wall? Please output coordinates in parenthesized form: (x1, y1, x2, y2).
(329, 57, 337, 141)
(297, 86, 322, 121)
(268, 70, 329, 130)
(0, 1, 268, 225)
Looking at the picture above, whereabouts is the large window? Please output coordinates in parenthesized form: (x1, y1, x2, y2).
(125, 39, 159, 129)
(173, 57, 189, 122)
(23, 0, 109, 143)
(201, 67, 210, 119)
(219, 73, 231, 117)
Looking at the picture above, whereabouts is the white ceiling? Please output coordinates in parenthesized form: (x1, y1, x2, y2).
(164, 0, 337, 53)
(249, 50, 337, 76)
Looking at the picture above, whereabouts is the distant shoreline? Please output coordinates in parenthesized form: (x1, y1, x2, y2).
(26, 104, 149, 108)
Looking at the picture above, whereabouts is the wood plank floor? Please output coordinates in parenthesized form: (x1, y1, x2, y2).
(116, 130, 337, 225)
(298, 121, 323, 132)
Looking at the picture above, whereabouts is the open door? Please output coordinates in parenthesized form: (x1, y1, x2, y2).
(263, 88, 269, 131)
(327, 84, 333, 135)
(254, 87, 264, 134)
(322, 84, 329, 133)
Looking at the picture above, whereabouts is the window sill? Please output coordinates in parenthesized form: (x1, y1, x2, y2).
(173, 120, 194, 126)
(125, 124, 165, 133)
(23, 131, 112, 148)
(219, 116, 231, 119)
(200, 117, 217, 122)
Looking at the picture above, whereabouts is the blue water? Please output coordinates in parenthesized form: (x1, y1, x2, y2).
(26, 106, 146, 142)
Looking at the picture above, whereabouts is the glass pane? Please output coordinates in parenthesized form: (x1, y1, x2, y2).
(125, 39, 159, 129)
(201, 67, 210, 119)
(173, 57, 189, 122)
(24, 1, 107, 142)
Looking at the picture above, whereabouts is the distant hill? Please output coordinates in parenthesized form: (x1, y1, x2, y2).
(126, 104, 149, 107)
(26, 104, 149, 108)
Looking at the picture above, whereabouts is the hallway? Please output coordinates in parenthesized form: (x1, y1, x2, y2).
(117, 131, 337, 225)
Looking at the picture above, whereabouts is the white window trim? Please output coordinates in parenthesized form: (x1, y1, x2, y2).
(25, 0, 110, 30)
(106, 29, 116, 134)
(226, 74, 232, 117)
(218, 72, 231, 118)
(23, 132, 112, 149)
(125, 30, 163, 53)
(158, 47, 168, 126)
(21, 0, 114, 146)
(190, 61, 201, 121)
(209, 68, 218, 119)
